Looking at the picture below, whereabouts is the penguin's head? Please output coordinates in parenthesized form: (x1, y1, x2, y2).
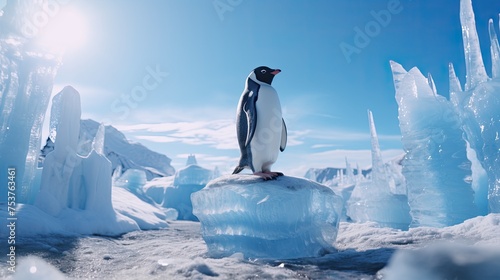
(249, 66, 281, 85)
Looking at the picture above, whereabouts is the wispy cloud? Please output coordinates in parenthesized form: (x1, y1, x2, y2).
(290, 128, 401, 146)
(311, 144, 338, 149)
(116, 119, 238, 150)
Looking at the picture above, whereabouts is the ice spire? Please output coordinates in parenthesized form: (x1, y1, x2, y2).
(449, 63, 464, 108)
(92, 123, 105, 155)
(345, 157, 354, 184)
(346, 109, 411, 230)
(449, 63, 463, 94)
(389, 60, 408, 93)
(489, 17, 500, 79)
(186, 154, 198, 166)
(51, 86, 81, 158)
(35, 87, 82, 216)
(427, 73, 437, 96)
(460, 0, 488, 90)
(368, 110, 387, 185)
(356, 164, 362, 181)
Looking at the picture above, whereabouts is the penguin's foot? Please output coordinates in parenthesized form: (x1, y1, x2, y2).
(253, 171, 284, 180)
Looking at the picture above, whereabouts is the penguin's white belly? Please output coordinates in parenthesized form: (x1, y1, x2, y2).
(250, 85, 282, 172)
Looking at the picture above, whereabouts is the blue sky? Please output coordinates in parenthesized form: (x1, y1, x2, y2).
(33, 0, 500, 175)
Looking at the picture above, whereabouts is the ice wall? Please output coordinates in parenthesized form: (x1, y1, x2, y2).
(35, 87, 137, 235)
(391, 61, 477, 227)
(450, 0, 500, 212)
(0, 1, 60, 203)
(346, 110, 411, 230)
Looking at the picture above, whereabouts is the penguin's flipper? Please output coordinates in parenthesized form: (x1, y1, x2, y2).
(243, 80, 260, 147)
(243, 94, 258, 147)
(280, 118, 287, 152)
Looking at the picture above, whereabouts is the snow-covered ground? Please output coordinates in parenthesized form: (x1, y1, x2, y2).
(1, 215, 499, 279)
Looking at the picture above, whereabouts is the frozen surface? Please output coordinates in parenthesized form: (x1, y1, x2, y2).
(1, 215, 499, 279)
(347, 111, 411, 230)
(391, 61, 477, 227)
(191, 175, 343, 259)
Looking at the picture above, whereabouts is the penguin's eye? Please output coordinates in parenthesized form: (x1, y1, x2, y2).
(260, 69, 267, 74)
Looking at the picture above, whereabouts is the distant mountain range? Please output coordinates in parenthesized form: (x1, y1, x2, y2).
(40, 119, 175, 180)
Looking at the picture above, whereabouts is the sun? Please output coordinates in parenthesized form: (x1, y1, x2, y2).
(36, 7, 88, 54)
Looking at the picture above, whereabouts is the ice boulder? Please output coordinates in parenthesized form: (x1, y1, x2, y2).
(162, 156, 215, 221)
(191, 175, 343, 259)
(174, 163, 213, 186)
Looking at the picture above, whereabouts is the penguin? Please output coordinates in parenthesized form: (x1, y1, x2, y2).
(232, 66, 287, 180)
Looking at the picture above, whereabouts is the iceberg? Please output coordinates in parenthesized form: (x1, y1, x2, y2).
(191, 175, 343, 259)
(114, 168, 157, 205)
(391, 61, 477, 227)
(347, 110, 411, 230)
(160, 155, 214, 221)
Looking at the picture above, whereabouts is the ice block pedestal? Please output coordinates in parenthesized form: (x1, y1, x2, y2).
(191, 175, 343, 259)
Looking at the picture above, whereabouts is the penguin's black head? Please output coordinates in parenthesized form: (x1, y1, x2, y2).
(252, 66, 281, 85)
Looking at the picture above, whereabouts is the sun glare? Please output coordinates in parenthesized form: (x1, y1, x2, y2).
(37, 7, 88, 54)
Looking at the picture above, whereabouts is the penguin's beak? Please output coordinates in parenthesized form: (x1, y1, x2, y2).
(271, 69, 281, 75)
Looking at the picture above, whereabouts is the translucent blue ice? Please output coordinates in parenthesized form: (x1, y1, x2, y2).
(191, 175, 343, 259)
(391, 61, 477, 227)
(450, 0, 500, 212)
(0, 22, 59, 203)
(347, 110, 411, 230)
